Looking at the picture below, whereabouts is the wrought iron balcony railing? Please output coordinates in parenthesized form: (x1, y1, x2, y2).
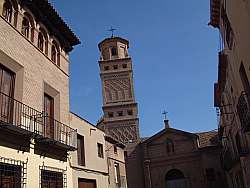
(36, 115, 77, 150)
(0, 92, 77, 150)
(237, 91, 250, 132)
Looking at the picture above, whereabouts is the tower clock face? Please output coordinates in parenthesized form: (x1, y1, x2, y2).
(104, 78, 133, 103)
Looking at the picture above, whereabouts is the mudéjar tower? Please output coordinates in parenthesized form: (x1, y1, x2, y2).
(97, 36, 139, 144)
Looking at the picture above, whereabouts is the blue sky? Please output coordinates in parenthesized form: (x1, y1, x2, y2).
(50, 0, 219, 137)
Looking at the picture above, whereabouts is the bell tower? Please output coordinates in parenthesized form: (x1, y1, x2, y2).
(97, 36, 139, 144)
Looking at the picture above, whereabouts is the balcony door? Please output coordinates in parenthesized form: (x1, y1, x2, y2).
(0, 65, 15, 123)
(44, 94, 54, 139)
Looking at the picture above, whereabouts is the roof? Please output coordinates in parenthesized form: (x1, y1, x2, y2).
(142, 128, 198, 144)
(196, 131, 219, 148)
(21, 0, 80, 52)
(98, 37, 129, 51)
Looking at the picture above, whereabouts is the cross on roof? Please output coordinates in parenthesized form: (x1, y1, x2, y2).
(162, 111, 168, 120)
(107, 26, 117, 38)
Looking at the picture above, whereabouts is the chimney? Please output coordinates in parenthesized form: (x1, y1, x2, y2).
(164, 119, 170, 129)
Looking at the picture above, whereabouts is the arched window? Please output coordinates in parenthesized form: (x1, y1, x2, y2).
(21, 16, 30, 38)
(51, 41, 60, 66)
(38, 32, 44, 51)
(166, 139, 174, 153)
(21, 12, 35, 41)
(111, 47, 117, 56)
(37, 28, 48, 55)
(2, 0, 12, 23)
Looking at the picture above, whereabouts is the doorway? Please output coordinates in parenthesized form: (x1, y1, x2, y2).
(165, 169, 187, 188)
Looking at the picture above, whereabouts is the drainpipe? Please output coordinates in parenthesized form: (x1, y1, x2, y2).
(144, 159, 152, 188)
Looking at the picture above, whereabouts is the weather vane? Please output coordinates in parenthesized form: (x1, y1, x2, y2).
(107, 26, 117, 38)
(162, 111, 168, 120)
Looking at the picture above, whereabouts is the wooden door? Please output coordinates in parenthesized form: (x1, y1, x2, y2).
(78, 179, 96, 188)
(0, 65, 15, 124)
(44, 94, 54, 139)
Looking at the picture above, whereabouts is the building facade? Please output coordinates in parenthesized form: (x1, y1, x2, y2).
(210, 0, 250, 187)
(69, 112, 109, 188)
(105, 135, 127, 188)
(97, 37, 140, 144)
(126, 122, 227, 188)
(0, 0, 80, 187)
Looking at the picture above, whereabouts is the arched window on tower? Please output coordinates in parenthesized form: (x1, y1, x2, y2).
(51, 40, 60, 66)
(2, 0, 12, 23)
(166, 139, 174, 153)
(111, 47, 117, 56)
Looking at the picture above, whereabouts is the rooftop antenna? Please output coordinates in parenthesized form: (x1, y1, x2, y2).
(107, 26, 117, 38)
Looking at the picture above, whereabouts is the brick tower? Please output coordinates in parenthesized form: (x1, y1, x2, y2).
(97, 36, 139, 144)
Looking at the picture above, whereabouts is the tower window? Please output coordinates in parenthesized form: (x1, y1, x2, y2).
(21, 17, 30, 38)
(113, 65, 118, 70)
(127, 110, 133, 115)
(118, 111, 123, 116)
(206, 168, 216, 181)
(111, 47, 117, 56)
(122, 64, 127, 69)
(2, 1, 12, 23)
(104, 66, 109, 71)
(108, 112, 114, 118)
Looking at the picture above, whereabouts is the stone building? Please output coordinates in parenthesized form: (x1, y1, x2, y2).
(210, 0, 250, 187)
(126, 120, 227, 188)
(0, 0, 80, 187)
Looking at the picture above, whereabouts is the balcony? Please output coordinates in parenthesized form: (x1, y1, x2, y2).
(35, 115, 77, 151)
(221, 147, 239, 171)
(0, 92, 76, 151)
(237, 91, 250, 132)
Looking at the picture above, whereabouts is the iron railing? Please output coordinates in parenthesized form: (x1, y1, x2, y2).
(237, 91, 250, 132)
(0, 92, 77, 149)
(37, 115, 77, 149)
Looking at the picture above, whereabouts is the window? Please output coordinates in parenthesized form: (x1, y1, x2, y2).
(108, 112, 114, 118)
(2, 0, 12, 23)
(21, 17, 30, 38)
(38, 32, 45, 52)
(114, 145, 117, 154)
(235, 132, 243, 154)
(0, 162, 22, 187)
(111, 47, 117, 56)
(118, 111, 123, 117)
(97, 143, 104, 158)
(206, 168, 216, 181)
(51, 41, 60, 66)
(113, 65, 118, 70)
(114, 163, 121, 185)
(77, 134, 85, 166)
(166, 139, 174, 153)
(124, 151, 128, 159)
(127, 110, 133, 116)
(41, 170, 63, 188)
(104, 66, 109, 71)
(222, 9, 234, 49)
(122, 64, 127, 69)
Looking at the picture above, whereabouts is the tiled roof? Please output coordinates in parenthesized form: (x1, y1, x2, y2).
(196, 131, 219, 148)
